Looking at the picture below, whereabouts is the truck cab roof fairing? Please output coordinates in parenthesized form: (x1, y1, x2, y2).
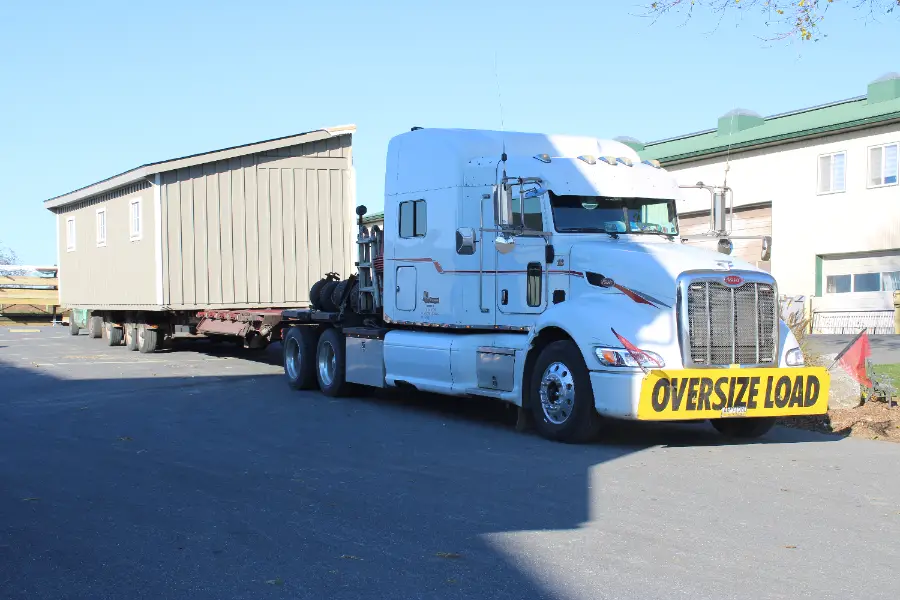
(384, 128, 677, 199)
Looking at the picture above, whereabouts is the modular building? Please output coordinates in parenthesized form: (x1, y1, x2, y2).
(44, 126, 356, 348)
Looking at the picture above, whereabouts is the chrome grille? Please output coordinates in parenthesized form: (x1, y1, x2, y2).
(683, 277, 777, 367)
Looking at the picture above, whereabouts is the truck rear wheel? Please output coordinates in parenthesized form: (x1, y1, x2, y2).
(125, 325, 139, 351)
(710, 417, 776, 440)
(69, 316, 80, 336)
(88, 316, 103, 339)
(283, 326, 319, 390)
(137, 324, 159, 354)
(105, 323, 123, 346)
(529, 340, 602, 443)
(316, 327, 350, 397)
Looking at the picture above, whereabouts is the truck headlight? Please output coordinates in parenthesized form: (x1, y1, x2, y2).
(785, 347, 805, 367)
(594, 347, 665, 368)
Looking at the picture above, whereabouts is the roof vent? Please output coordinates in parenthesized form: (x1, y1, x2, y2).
(867, 72, 900, 104)
(613, 136, 645, 152)
(717, 108, 764, 136)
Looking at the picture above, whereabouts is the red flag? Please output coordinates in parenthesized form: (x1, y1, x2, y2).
(835, 330, 872, 388)
(611, 328, 662, 371)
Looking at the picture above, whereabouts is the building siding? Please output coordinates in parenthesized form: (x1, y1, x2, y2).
(55, 186, 157, 308)
(665, 122, 900, 298)
(159, 136, 353, 309)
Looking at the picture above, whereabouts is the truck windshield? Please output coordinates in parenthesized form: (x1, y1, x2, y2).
(549, 192, 678, 235)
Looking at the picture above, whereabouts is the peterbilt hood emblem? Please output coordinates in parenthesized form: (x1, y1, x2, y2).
(723, 275, 744, 286)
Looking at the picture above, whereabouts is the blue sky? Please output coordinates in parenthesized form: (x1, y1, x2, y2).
(1, 0, 897, 265)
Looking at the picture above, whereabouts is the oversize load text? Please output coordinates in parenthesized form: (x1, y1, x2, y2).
(649, 374, 823, 413)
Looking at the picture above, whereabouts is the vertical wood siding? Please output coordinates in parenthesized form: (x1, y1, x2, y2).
(160, 135, 352, 309)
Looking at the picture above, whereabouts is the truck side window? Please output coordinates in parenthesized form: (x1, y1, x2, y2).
(526, 262, 542, 307)
(511, 197, 544, 231)
(399, 200, 426, 238)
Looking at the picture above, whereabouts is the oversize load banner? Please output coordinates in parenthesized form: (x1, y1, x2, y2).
(637, 367, 830, 420)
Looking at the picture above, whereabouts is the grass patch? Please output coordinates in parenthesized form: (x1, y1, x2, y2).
(872, 363, 900, 396)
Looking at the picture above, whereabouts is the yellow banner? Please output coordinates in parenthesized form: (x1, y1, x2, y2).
(637, 367, 830, 421)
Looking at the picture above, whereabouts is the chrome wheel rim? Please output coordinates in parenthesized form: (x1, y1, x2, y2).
(317, 341, 336, 387)
(539, 361, 575, 425)
(285, 338, 301, 380)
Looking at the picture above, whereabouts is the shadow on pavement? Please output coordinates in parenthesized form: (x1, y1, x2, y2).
(0, 354, 843, 600)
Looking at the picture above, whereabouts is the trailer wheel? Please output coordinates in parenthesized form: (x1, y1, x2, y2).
(283, 327, 319, 390)
(529, 340, 602, 443)
(89, 316, 103, 339)
(316, 327, 351, 397)
(319, 281, 340, 312)
(137, 324, 159, 354)
(105, 323, 124, 346)
(124, 325, 139, 351)
(69, 317, 80, 336)
(710, 417, 775, 440)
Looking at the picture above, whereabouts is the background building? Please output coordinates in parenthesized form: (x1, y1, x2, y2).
(631, 74, 900, 334)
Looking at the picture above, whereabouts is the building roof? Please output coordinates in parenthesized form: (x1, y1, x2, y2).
(636, 74, 900, 165)
(362, 211, 384, 224)
(44, 125, 356, 210)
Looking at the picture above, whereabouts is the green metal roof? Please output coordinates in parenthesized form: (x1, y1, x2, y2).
(639, 80, 900, 164)
(362, 211, 383, 224)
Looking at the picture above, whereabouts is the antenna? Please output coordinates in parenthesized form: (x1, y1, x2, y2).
(493, 50, 507, 164)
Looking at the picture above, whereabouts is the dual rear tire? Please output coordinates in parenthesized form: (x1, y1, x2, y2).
(283, 326, 351, 397)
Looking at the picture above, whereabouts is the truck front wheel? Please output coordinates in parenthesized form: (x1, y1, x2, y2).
(529, 340, 602, 443)
(316, 327, 350, 397)
(710, 417, 776, 439)
(283, 327, 318, 390)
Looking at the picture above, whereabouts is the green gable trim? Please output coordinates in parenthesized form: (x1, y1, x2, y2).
(640, 95, 900, 164)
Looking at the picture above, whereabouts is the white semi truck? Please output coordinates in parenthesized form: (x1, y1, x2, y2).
(280, 128, 829, 443)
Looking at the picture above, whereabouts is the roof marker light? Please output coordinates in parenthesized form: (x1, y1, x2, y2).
(577, 155, 597, 165)
(617, 157, 634, 167)
(641, 159, 661, 168)
(534, 154, 552, 163)
(598, 156, 618, 166)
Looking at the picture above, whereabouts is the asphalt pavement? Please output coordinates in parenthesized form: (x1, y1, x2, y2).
(1, 327, 899, 600)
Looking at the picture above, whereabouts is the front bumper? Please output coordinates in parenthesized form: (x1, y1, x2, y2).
(590, 367, 830, 421)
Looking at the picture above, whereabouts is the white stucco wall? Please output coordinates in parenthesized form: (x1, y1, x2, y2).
(662, 122, 900, 298)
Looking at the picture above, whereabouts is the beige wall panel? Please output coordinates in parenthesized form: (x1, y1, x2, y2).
(57, 185, 157, 308)
(218, 163, 235, 305)
(230, 158, 248, 304)
(243, 157, 260, 304)
(192, 166, 209, 305)
(294, 169, 310, 300)
(205, 162, 222, 304)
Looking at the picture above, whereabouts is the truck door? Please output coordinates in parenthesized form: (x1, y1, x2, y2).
(496, 195, 548, 315)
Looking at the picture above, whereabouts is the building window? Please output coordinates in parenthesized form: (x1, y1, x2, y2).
(399, 200, 426, 238)
(868, 143, 898, 187)
(883, 271, 900, 291)
(66, 217, 76, 252)
(827, 271, 900, 293)
(129, 199, 142, 241)
(818, 151, 846, 194)
(96, 208, 107, 247)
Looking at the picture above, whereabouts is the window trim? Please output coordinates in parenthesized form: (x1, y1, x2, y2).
(129, 198, 142, 241)
(96, 207, 107, 248)
(866, 142, 899, 189)
(66, 217, 76, 252)
(398, 199, 426, 239)
(817, 150, 847, 196)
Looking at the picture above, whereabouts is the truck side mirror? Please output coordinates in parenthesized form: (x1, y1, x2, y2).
(494, 235, 515, 254)
(456, 228, 476, 255)
(761, 236, 772, 262)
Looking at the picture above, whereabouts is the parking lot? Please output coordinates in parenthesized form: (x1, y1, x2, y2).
(2, 327, 900, 600)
